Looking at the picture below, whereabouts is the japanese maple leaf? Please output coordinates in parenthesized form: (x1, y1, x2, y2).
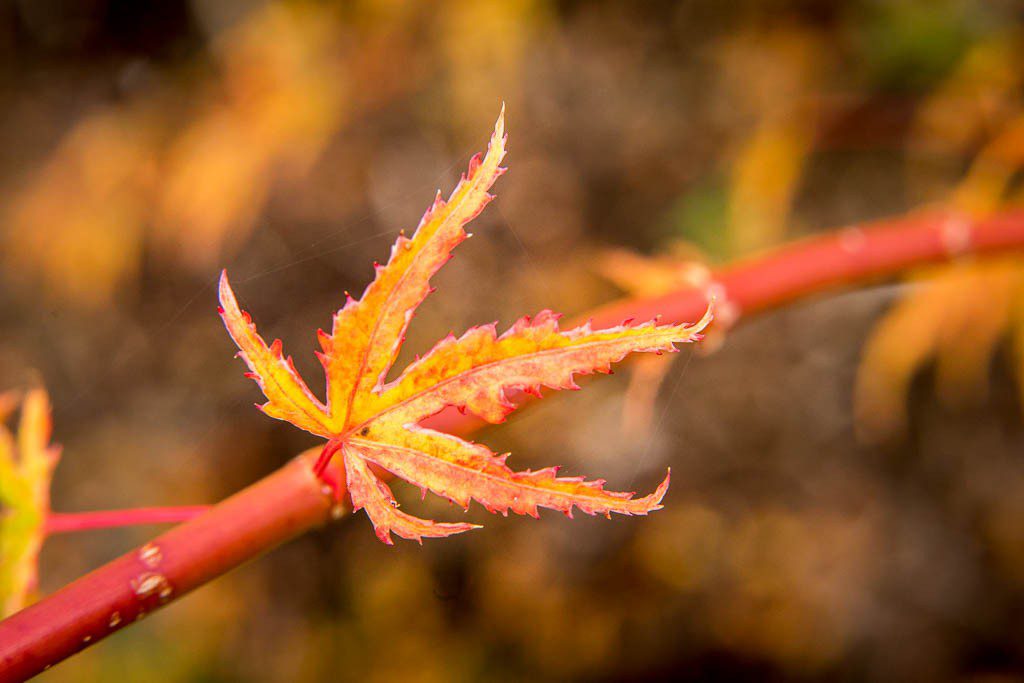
(219, 107, 712, 544)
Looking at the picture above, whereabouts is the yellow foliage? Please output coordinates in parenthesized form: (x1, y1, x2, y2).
(4, 110, 157, 307)
(729, 119, 813, 254)
(0, 388, 59, 617)
(909, 32, 1024, 201)
(715, 25, 824, 254)
(154, 3, 346, 269)
(857, 261, 1024, 440)
(3, 3, 349, 307)
(857, 39, 1024, 441)
(952, 112, 1024, 214)
(438, 0, 546, 137)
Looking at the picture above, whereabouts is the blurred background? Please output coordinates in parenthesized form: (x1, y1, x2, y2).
(1, 0, 1024, 680)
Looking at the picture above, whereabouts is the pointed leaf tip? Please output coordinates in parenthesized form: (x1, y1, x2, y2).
(218, 268, 333, 438)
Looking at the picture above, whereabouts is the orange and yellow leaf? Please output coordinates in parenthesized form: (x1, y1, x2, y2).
(220, 107, 711, 543)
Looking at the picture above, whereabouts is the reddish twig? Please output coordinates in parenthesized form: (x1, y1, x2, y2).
(45, 506, 211, 534)
(2, 209, 1023, 680)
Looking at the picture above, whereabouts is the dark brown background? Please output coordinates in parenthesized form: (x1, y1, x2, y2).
(1, 1, 1022, 681)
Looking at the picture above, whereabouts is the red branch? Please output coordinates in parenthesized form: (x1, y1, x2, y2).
(0, 450, 340, 682)
(2, 209, 1023, 680)
(425, 209, 1024, 435)
(587, 209, 1019, 327)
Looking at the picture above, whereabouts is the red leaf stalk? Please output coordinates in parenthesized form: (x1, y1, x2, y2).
(2, 209, 1023, 679)
(45, 506, 211, 534)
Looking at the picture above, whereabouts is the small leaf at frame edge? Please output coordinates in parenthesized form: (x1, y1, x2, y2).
(0, 388, 60, 617)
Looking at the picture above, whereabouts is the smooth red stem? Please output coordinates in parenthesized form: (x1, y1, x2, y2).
(45, 507, 212, 534)
(3, 209, 1024, 680)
